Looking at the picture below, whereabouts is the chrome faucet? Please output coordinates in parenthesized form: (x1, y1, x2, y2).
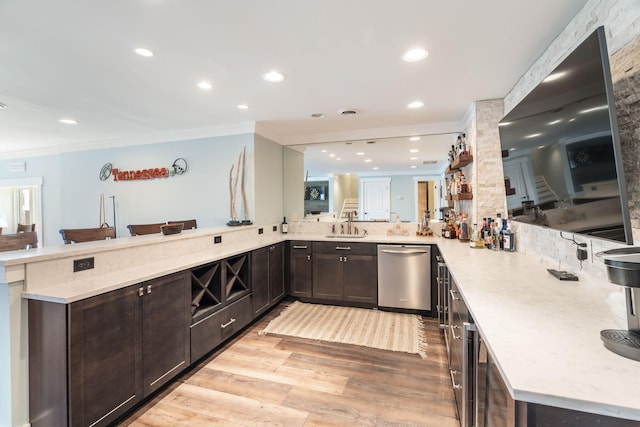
(347, 210, 357, 235)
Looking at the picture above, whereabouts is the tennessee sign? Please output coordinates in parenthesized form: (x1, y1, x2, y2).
(99, 158, 188, 182)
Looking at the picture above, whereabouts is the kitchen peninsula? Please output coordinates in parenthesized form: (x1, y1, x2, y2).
(1, 224, 639, 426)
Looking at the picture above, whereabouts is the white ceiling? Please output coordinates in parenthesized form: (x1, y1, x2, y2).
(0, 0, 589, 160)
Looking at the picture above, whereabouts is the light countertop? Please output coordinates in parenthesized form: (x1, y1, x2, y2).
(2, 229, 639, 421)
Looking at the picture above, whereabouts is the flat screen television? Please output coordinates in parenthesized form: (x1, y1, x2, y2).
(499, 26, 632, 244)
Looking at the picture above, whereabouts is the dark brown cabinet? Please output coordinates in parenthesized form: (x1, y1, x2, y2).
(190, 253, 253, 361)
(288, 241, 313, 298)
(251, 242, 285, 318)
(311, 241, 377, 306)
(29, 272, 190, 427)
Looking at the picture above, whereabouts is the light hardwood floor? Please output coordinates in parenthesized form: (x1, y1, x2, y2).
(119, 303, 458, 427)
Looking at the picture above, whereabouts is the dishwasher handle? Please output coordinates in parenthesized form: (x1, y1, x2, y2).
(380, 249, 429, 255)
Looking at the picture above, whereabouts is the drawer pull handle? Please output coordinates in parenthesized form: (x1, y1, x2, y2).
(293, 245, 308, 249)
(221, 318, 237, 329)
(307, 255, 311, 261)
(336, 246, 351, 251)
(450, 324, 461, 340)
(449, 289, 461, 301)
(449, 369, 462, 389)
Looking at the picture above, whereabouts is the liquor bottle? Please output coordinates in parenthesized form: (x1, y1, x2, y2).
(281, 217, 288, 234)
(495, 213, 503, 250)
(470, 223, 484, 248)
(484, 217, 493, 249)
(503, 220, 515, 251)
(461, 133, 467, 154)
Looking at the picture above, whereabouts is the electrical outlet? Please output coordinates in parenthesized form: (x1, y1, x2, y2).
(258, 228, 264, 234)
(577, 248, 587, 261)
(73, 257, 94, 272)
(272, 225, 277, 232)
(214, 235, 222, 244)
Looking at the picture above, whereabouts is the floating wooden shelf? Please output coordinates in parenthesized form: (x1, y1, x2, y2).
(446, 193, 473, 201)
(445, 154, 474, 174)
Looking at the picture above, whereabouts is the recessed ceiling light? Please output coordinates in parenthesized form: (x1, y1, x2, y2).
(410, 165, 417, 169)
(198, 81, 212, 90)
(237, 104, 249, 110)
(498, 121, 512, 127)
(365, 159, 372, 163)
(543, 71, 567, 83)
(409, 136, 420, 141)
(525, 133, 542, 139)
(134, 48, 154, 57)
(372, 166, 379, 170)
(321, 149, 327, 153)
(263, 70, 286, 83)
(402, 48, 429, 62)
(336, 158, 341, 161)
(537, 145, 545, 149)
(0, 103, 7, 109)
(407, 101, 424, 109)
(59, 118, 78, 125)
(548, 119, 562, 125)
(410, 149, 419, 153)
(569, 118, 576, 122)
(329, 153, 335, 157)
(310, 113, 324, 118)
(410, 157, 418, 160)
(356, 152, 365, 156)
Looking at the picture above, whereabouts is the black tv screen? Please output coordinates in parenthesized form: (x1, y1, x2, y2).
(499, 26, 632, 244)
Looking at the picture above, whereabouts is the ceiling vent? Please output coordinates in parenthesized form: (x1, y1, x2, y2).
(339, 109, 357, 115)
(422, 160, 439, 165)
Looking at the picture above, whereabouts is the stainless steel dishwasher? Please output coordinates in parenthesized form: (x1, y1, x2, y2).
(377, 245, 431, 310)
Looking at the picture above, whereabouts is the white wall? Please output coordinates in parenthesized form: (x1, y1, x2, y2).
(254, 134, 284, 225)
(0, 134, 255, 245)
(283, 147, 305, 221)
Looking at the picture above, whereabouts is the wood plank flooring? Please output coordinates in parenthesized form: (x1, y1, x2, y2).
(118, 302, 458, 427)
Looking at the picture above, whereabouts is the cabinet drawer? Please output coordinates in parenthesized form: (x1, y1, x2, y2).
(312, 241, 377, 256)
(290, 240, 312, 252)
(190, 295, 252, 361)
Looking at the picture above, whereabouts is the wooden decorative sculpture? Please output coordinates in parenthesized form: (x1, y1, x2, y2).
(240, 146, 252, 225)
(227, 146, 251, 226)
(227, 163, 240, 226)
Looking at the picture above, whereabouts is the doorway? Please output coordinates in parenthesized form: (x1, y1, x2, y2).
(413, 177, 438, 222)
(0, 177, 43, 240)
(359, 177, 390, 221)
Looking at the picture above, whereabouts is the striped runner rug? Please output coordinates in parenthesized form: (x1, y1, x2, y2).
(259, 301, 426, 358)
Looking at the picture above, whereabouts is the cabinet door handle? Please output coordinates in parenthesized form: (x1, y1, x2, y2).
(343, 256, 347, 263)
(449, 289, 461, 301)
(293, 245, 308, 249)
(336, 246, 351, 251)
(269, 246, 275, 252)
(339, 256, 343, 262)
(147, 285, 152, 294)
(138, 287, 144, 297)
(307, 255, 311, 261)
(221, 318, 236, 329)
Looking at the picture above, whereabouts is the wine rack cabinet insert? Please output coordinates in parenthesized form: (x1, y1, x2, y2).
(190, 252, 252, 362)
